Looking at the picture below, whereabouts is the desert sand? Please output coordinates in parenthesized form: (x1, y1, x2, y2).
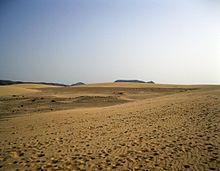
(0, 83, 219, 170)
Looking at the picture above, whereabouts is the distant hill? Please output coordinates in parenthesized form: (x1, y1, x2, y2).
(114, 80, 155, 84)
(0, 80, 23, 85)
(0, 79, 155, 86)
(0, 80, 66, 86)
(146, 81, 155, 84)
(71, 82, 85, 86)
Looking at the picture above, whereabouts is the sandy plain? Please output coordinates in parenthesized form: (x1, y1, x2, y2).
(0, 83, 219, 171)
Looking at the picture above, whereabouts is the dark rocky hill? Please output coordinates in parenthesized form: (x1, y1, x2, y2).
(71, 82, 85, 86)
(114, 80, 155, 84)
(0, 80, 66, 86)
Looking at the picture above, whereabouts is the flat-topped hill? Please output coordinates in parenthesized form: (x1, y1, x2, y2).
(114, 79, 155, 84)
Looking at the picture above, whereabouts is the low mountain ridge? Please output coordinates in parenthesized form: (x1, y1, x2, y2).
(0, 80, 66, 86)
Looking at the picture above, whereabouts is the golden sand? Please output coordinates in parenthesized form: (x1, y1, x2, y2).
(0, 83, 219, 170)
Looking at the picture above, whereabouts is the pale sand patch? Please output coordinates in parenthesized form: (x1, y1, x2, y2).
(14, 84, 59, 89)
(0, 85, 38, 96)
(0, 84, 60, 96)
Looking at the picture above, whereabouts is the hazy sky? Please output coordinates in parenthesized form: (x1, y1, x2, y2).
(0, 0, 220, 84)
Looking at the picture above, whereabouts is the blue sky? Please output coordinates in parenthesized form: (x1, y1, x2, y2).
(0, 0, 219, 84)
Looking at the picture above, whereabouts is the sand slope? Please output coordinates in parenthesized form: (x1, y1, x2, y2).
(0, 84, 58, 96)
(0, 85, 38, 96)
(0, 83, 220, 170)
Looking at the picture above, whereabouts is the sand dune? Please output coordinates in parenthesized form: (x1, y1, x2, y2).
(0, 83, 220, 170)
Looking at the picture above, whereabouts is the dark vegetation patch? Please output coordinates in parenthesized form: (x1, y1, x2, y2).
(40, 87, 198, 95)
(0, 95, 127, 120)
(73, 96, 122, 103)
(0, 86, 198, 120)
